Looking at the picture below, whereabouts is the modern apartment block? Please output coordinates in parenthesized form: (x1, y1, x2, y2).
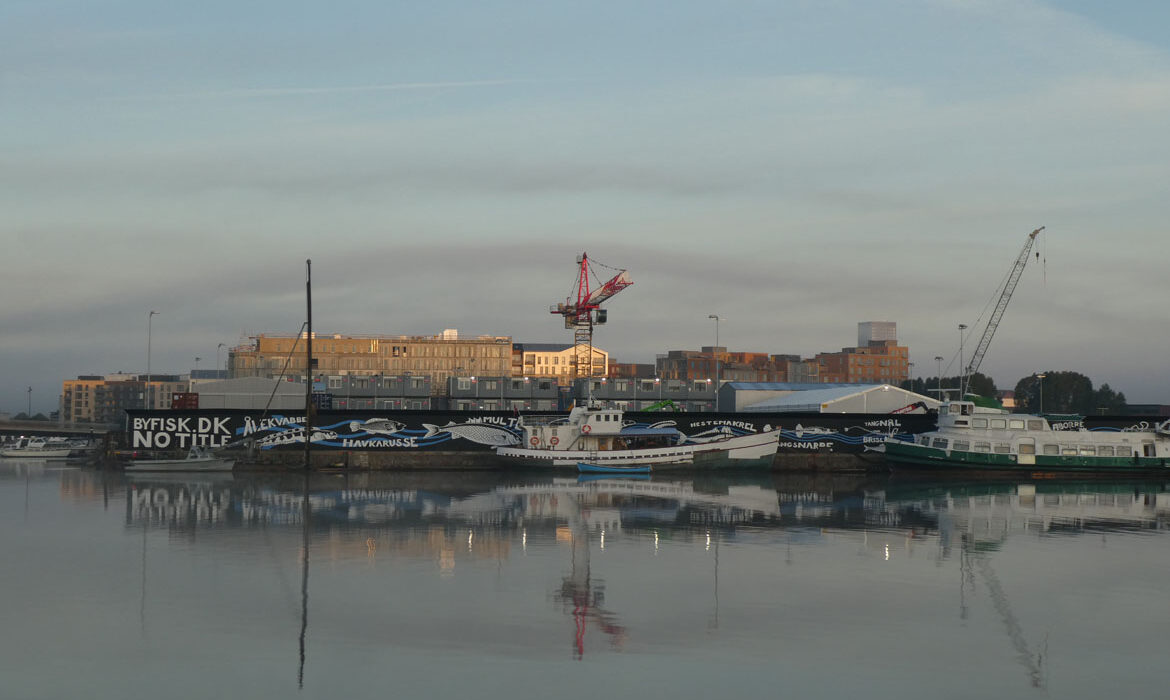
(511, 343, 609, 385)
(61, 373, 188, 424)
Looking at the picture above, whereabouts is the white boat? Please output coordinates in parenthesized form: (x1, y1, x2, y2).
(125, 446, 236, 472)
(0, 437, 73, 459)
(883, 400, 1170, 473)
(495, 403, 780, 468)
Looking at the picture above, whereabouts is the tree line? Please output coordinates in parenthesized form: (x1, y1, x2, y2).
(900, 370, 1127, 414)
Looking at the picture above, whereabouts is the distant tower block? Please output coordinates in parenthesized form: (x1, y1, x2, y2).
(859, 321, 897, 347)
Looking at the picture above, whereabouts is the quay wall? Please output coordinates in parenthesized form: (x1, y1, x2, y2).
(122, 408, 1161, 473)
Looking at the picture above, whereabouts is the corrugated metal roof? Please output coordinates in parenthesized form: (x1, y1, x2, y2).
(746, 384, 914, 411)
(724, 382, 873, 391)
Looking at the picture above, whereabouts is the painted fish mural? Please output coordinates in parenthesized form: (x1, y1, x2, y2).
(422, 421, 521, 447)
(348, 418, 406, 436)
(257, 428, 340, 447)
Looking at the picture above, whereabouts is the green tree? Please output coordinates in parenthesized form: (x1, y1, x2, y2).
(1014, 371, 1122, 414)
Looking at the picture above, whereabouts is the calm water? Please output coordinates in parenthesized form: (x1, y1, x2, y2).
(1, 462, 1167, 699)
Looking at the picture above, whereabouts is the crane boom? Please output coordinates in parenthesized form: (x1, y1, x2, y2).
(964, 227, 1044, 393)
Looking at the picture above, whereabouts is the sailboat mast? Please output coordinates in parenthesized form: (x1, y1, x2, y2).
(305, 259, 313, 470)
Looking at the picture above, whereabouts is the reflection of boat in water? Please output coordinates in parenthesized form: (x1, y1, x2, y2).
(496, 403, 779, 468)
(884, 400, 1170, 472)
(126, 446, 235, 472)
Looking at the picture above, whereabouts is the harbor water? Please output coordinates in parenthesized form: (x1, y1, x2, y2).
(1, 461, 1166, 699)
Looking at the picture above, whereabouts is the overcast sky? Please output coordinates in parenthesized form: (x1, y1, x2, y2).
(3, 0, 1169, 414)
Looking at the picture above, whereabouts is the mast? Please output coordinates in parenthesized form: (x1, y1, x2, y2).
(304, 259, 313, 470)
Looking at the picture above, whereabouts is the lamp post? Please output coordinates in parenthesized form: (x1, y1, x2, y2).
(373, 373, 380, 411)
(958, 324, 968, 397)
(147, 310, 159, 410)
(708, 315, 721, 412)
(27, 386, 32, 417)
(907, 361, 914, 391)
(1036, 373, 1046, 413)
(194, 356, 201, 372)
(217, 343, 227, 377)
(935, 356, 943, 400)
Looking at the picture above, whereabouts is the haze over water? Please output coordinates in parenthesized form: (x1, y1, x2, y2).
(1, 463, 1166, 699)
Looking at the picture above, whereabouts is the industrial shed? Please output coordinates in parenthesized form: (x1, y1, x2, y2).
(724, 383, 938, 414)
(191, 378, 307, 410)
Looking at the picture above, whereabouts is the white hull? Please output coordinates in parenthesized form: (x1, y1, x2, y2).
(126, 457, 236, 472)
(0, 448, 72, 459)
(497, 431, 779, 468)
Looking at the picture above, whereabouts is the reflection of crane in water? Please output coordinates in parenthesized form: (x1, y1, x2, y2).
(961, 535, 1047, 689)
(550, 497, 628, 659)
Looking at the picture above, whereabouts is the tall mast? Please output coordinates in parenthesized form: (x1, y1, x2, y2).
(304, 259, 313, 470)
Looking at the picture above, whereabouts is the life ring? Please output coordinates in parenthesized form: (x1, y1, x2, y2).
(581, 424, 592, 434)
(530, 437, 539, 446)
(550, 437, 559, 446)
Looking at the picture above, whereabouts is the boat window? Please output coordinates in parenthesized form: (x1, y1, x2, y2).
(1098, 445, 1114, 456)
(961, 404, 971, 416)
(1042, 444, 1059, 455)
(1018, 443, 1035, 455)
(1062, 446, 1078, 456)
(932, 438, 949, 449)
(990, 419, 1007, 429)
(994, 443, 1011, 454)
(1143, 443, 1155, 457)
(1027, 420, 1044, 431)
(1079, 446, 1096, 456)
(972, 418, 988, 429)
(952, 440, 970, 451)
(919, 436, 931, 445)
(1009, 419, 1025, 430)
(974, 442, 991, 453)
(950, 405, 962, 415)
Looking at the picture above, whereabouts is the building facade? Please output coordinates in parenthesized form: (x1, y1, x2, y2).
(61, 374, 187, 424)
(816, 340, 909, 384)
(229, 331, 512, 395)
(512, 343, 608, 385)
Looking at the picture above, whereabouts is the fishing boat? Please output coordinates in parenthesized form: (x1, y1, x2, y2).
(125, 445, 236, 473)
(577, 462, 652, 475)
(882, 400, 1170, 473)
(495, 402, 780, 468)
(0, 437, 73, 459)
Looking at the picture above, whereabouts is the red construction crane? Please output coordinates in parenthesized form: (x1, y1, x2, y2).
(550, 253, 632, 379)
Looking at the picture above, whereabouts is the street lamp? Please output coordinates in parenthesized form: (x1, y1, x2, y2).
(27, 386, 31, 417)
(958, 324, 968, 397)
(708, 315, 721, 412)
(935, 356, 943, 400)
(1036, 373, 1046, 413)
(217, 343, 227, 377)
(147, 310, 159, 410)
(373, 373, 380, 411)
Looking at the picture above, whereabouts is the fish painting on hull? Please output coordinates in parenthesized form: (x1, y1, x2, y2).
(348, 418, 406, 436)
(257, 427, 340, 448)
(422, 421, 521, 447)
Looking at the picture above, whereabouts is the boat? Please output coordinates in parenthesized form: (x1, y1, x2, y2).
(495, 402, 780, 468)
(0, 437, 73, 459)
(882, 399, 1170, 473)
(577, 462, 652, 475)
(125, 445, 236, 472)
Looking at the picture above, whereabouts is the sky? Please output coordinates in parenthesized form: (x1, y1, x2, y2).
(3, 0, 1169, 415)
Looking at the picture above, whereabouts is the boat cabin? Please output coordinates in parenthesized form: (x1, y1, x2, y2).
(518, 403, 680, 452)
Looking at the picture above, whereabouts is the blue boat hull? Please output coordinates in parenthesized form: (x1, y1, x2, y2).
(577, 462, 652, 474)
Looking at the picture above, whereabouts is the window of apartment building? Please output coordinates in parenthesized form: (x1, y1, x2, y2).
(457, 378, 471, 391)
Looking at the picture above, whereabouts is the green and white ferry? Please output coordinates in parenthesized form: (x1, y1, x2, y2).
(883, 401, 1170, 473)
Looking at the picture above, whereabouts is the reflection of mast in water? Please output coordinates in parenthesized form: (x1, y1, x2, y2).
(297, 473, 310, 689)
(962, 535, 1046, 689)
(551, 499, 627, 659)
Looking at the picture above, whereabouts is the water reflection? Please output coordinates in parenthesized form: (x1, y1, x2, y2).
(6, 461, 1169, 696)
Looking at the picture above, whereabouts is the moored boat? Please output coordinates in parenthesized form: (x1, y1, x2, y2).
(577, 462, 652, 474)
(126, 446, 236, 472)
(495, 402, 780, 468)
(883, 400, 1170, 473)
(0, 437, 73, 459)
